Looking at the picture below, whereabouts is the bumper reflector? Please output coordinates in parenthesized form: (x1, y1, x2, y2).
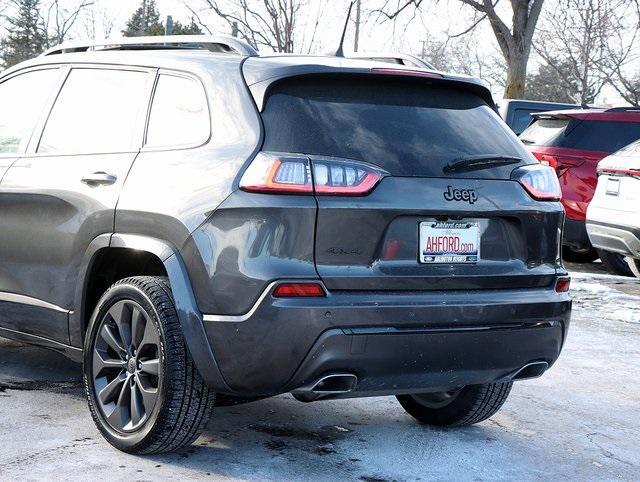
(273, 283, 326, 298)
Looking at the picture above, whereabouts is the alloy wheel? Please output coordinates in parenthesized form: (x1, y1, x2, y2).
(92, 300, 162, 433)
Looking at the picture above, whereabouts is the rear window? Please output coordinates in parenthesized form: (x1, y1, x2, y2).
(521, 116, 640, 152)
(519, 118, 569, 146)
(560, 120, 640, 152)
(261, 77, 530, 177)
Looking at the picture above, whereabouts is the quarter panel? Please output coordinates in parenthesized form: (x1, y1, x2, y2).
(182, 190, 318, 315)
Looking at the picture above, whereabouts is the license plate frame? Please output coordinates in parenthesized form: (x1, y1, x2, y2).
(419, 221, 480, 264)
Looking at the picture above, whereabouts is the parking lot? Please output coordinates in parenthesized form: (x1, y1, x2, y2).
(1, 262, 638, 481)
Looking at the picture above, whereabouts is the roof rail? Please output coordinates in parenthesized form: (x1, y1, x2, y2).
(41, 35, 259, 57)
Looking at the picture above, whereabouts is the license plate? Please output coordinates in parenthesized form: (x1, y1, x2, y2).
(419, 221, 480, 264)
(606, 177, 620, 196)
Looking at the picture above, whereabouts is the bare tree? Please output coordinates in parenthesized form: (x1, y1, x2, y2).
(83, 4, 115, 39)
(420, 34, 505, 89)
(43, 0, 94, 45)
(599, 1, 640, 106)
(378, 0, 545, 99)
(188, 0, 306, 53)
(535, 0, 639, 104)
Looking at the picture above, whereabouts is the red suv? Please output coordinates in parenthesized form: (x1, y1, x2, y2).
(520, 108, 640, 274)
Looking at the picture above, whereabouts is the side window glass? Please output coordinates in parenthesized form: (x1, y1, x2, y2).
(0, 69, 59, 154)
(38, 68, 150, 154)
(146, 74, 210, 148)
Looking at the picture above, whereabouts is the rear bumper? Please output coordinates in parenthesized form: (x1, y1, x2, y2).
(563, 218, 592, 250)
(201, 282, 572, 397)
(586, 220, 640, 258)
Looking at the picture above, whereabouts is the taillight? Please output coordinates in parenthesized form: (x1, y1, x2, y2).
(531, 151, 584, 177)
(239, 152, 313, 194)
(272, 282, 326, 298)
(240, 152, 385, 196)
(555, 277, 571, 293)
(512, 164, 562, 201)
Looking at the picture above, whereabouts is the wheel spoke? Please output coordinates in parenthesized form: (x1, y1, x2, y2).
(136, 375, 159, 414)
(93, 350, 126, 377)
(139, 359, 160, 377)
(108, 301, 132, 354)
(99, 372, 126, 405)
(130, 378, 144, 426)
(131, 307, 146, 350)
(107, 377, 131, 431)
(139, 317, 159, 350)
(100, 324, 124, 355)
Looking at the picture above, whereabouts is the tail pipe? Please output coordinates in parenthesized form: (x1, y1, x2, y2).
(501, 361, 550, 382)
(292, 373, 358, 402)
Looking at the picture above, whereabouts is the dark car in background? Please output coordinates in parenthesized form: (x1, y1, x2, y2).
(0, 36, 571, 454)
(520, 108, 640, 274)
(499, 99, 579, 135)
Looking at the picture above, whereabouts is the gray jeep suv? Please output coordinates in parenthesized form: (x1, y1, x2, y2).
(0, 36, 571, 454)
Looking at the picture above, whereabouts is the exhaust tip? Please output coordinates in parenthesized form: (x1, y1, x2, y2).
(292, 373, 358, 403)
(311, 373, 358, 393)
(511, 361, 549, 381)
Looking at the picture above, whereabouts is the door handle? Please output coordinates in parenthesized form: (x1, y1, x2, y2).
(81, 172, 118, 186)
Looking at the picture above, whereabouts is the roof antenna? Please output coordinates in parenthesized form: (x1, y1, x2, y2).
(333, 1, 354, 57)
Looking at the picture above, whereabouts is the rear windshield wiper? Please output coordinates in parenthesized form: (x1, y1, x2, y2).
(520, 138, 535, 145)
(444, 155, 522, 173)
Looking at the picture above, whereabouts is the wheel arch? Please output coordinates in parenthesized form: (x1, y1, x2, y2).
(72, 233, 230, 392)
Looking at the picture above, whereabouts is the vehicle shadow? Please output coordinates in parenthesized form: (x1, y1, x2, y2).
(0, 337, 83, 394)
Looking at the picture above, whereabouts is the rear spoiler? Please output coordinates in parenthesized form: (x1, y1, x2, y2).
(242, 62, 496, 112)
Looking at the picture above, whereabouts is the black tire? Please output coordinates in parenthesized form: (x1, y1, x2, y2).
(562, 246, 598, 263)
(84, 276, 215, 454)
(397, 382, 512, 427)
(597, 250, 633, 277)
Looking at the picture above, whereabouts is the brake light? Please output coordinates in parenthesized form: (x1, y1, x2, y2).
(240, 152, 385, 196)
(273, 282, 326, 298)
(555, 277, 571, 293)
(512, 164, 562, 201)
(370, 67, 444, 79)
(531, 151, 585, 177)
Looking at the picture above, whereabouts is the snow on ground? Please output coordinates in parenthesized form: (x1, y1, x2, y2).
(569, 270, 640, 324)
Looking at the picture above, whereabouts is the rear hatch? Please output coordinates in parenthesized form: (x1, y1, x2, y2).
(257, 74, 563, 291)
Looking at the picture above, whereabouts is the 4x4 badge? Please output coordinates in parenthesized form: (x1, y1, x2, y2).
(444, 186, 478, 204)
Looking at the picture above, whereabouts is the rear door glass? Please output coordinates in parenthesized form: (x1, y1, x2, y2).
(38, 68, 150, 154)
(261, 77, 531, 177)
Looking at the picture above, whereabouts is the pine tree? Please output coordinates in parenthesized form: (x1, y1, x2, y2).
(172, 19, 203, 35)
(0, 0, 49, 68)
(122, 0, 164, 37)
